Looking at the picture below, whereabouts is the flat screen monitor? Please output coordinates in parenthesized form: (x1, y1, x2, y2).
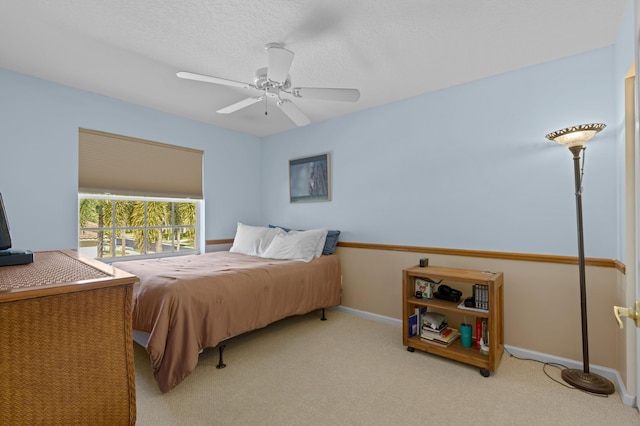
(0, 193, 12, 251)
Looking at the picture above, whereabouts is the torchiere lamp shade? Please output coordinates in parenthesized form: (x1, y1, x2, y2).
(545, 123, 606, 147)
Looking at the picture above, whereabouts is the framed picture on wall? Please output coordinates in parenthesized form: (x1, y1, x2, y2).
(289, 153, 331, 203)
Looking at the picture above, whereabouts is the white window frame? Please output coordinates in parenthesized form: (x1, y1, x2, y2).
(78, 193, 203, 263)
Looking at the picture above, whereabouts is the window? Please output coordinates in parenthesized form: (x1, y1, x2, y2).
(77, 128, 204, 262)
(79, 194, 199, 261)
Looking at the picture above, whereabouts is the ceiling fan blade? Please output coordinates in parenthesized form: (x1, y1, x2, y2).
(267, 45, 294, 84)
(292, 87, 360, 102)
(277, 99, 311, 126)
(217, 97, 263, 114)
(177, 71, 253, 90)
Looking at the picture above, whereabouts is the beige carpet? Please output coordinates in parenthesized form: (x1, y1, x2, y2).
(134, 310, 639, 425)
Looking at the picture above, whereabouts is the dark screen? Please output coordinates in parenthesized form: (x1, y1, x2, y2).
(0, 193, 12, 250)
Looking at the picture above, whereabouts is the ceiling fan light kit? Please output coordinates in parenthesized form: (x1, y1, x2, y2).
(176, 43, 360, 127)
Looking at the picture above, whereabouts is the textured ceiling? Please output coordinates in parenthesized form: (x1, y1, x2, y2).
(0, 1, 628, 137)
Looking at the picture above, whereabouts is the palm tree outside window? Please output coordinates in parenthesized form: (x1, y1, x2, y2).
(79, 194, 198, 261)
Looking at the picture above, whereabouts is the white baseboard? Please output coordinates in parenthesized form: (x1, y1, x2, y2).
(331, 305, 637, 408)
(504, 345, 636, 408)
(331, 305, 402, 327)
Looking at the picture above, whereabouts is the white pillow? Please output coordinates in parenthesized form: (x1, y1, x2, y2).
(229, 222, 282, 256)
(287, 228, 328, 258)
(261, 227, 328, 262)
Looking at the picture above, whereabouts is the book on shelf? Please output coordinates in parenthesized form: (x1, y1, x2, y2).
(415, 306, 427, 315)
(480, 317, 489, 355)
(421, 325, 452, 339)
(473, 284, 489, 310)
(482, 284, 488, 310)
(421, 320, 448, 333)
(421, 326, 458, 342)
(434, 334, 460, 347)
(420, 328, 457, 344)
(421, 327, 460, 346)
(408, 314, 418, 337)
(422, 312, 446, 331)
(409, 307, 428, 338)
(415, 306, 427, 326)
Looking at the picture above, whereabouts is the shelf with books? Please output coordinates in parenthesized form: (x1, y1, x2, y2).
(420, 326, 460, 346)
(402, 265, 504, 376)
(407, 335, 491, 368)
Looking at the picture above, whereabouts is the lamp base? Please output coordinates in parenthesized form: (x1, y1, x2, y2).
(561, 368, 615, 395)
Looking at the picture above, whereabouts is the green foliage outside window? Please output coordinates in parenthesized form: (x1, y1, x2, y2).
(79, 196, 197, 260)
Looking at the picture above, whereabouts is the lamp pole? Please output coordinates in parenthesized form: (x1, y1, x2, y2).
(546, 124, 614, 395)
(570, 145, 590, 372)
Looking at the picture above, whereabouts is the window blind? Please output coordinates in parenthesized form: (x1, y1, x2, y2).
(79, 128, 203, 199)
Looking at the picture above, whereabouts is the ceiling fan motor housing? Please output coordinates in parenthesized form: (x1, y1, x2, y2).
(254, 67, 291, 90)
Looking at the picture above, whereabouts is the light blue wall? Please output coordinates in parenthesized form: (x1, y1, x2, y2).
(1, 11, 634, 261)
(0, 68, 261, 251)
(262, 45, 629, 259)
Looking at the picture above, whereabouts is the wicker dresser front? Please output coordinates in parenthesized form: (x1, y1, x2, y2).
(0, 250, 137, 426)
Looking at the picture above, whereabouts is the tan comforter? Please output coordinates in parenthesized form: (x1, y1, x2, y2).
(113, 251, 341, 392)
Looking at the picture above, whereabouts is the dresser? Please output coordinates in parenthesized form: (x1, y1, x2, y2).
(0, 250, 138, 425)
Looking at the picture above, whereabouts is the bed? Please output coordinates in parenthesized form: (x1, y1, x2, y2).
(113, 230, 341, 392)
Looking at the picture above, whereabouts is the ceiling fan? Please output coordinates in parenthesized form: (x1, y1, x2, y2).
(177, 43, 360, 127)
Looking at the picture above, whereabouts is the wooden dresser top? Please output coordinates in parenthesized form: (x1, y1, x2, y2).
(0, 250, 137, 302)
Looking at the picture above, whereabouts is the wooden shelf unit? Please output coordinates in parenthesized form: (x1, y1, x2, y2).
(402, 265, 504, 374)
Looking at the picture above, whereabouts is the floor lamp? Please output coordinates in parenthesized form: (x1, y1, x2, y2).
(545, 123, 615, 395)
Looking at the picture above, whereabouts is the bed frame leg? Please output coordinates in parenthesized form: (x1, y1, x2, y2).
(216, 345, 226, 369)
(321, 308, 327, 321)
